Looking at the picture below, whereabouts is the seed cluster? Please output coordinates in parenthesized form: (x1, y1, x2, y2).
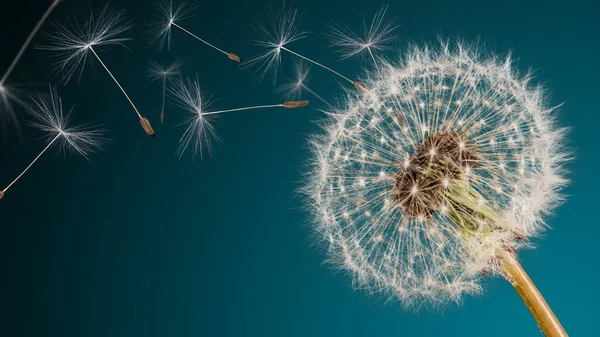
(393, 131, 479, 218)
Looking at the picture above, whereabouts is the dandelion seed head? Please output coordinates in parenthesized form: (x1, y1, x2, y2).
(40, 5, 131, 83)
(304, 42, 569, 309)
(26, 87, 107, 160)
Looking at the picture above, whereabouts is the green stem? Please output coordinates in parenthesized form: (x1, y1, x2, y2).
(446, 179, 567, 337)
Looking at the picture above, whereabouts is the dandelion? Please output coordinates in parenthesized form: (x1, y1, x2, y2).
(40, 5, 156, 137)
(304, 42, 569, 336)
(0, 87, 106, 200)
(146, 59, 182, 124)
(0, 0, 62, 135)
(246, 5, 366, 91)
(327, 4, 398, 70)
(148, 0, 241, 62)
(277, 61, 330, 107)
(171, 76, 309, 159)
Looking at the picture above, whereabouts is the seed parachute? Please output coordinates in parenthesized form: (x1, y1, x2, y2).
(245, 5, 367, 91)
(1, 87, 105, 199)
(171, 76, 309, 159)
(41, 5, 156, 137)
(148, 0, 242, 63)
(147, 59, 182, 124)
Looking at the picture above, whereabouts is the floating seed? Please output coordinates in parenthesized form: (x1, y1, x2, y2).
(140, 117, 155, 137)
(227, 53, 242, 62)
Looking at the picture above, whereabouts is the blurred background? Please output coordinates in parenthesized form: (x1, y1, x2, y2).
(0, 0, 598, 336)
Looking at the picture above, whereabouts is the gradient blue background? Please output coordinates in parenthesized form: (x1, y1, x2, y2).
(1, 0, 598, 336)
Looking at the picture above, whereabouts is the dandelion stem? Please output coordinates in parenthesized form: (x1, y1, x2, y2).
(301, 84, 331, 108)
(171, 22, 228, 56)
(499, 249, 568, 337)
(161, 76, 166, 123)
(0, 0, 60, 86)
(202, 104, 283, 116)
(2, 132, 61, 193)
(447, 179, 567, 337)
(367, 47, 380, 72)
(280, 46, 354, 84)
(89, 46, 142, 119)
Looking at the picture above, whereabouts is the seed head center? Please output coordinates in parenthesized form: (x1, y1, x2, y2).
(393, 131, 479, 218)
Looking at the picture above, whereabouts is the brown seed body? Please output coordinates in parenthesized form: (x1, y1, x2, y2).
(396, 113, 405, 125)
(393, 131, 479, 217)
(353, 81, 368, 92)
(139, 117, 155, 137)
(283, 100, 310, 109)
(227, 53, 242, 62)
(0, 190, 4, 200)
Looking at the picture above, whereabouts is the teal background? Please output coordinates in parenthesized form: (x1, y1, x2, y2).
(1, 0, 598, 336)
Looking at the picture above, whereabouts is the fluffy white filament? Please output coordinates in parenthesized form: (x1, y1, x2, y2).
(304, 42, 569, 309)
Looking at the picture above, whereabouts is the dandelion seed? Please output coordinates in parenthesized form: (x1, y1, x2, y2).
(146, 0, 193, 50)
(243, 4, 306, 81)
(282, 100, 309, 108)
(304, 42, 569, 335)
(353, 81, 369, 92)
(327, 5, 397, 70)
(40, 5, 155, 137)
(246, 4, 363, 91)
(1, 87, 106, 199)
(171, 77, 309, 159)
(147, 59, 182, 124)
(148, 0, 241, 62)
(0, 0, 62, 136)
(139, 117, 155, 137)
(276, 61, 331, 107)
